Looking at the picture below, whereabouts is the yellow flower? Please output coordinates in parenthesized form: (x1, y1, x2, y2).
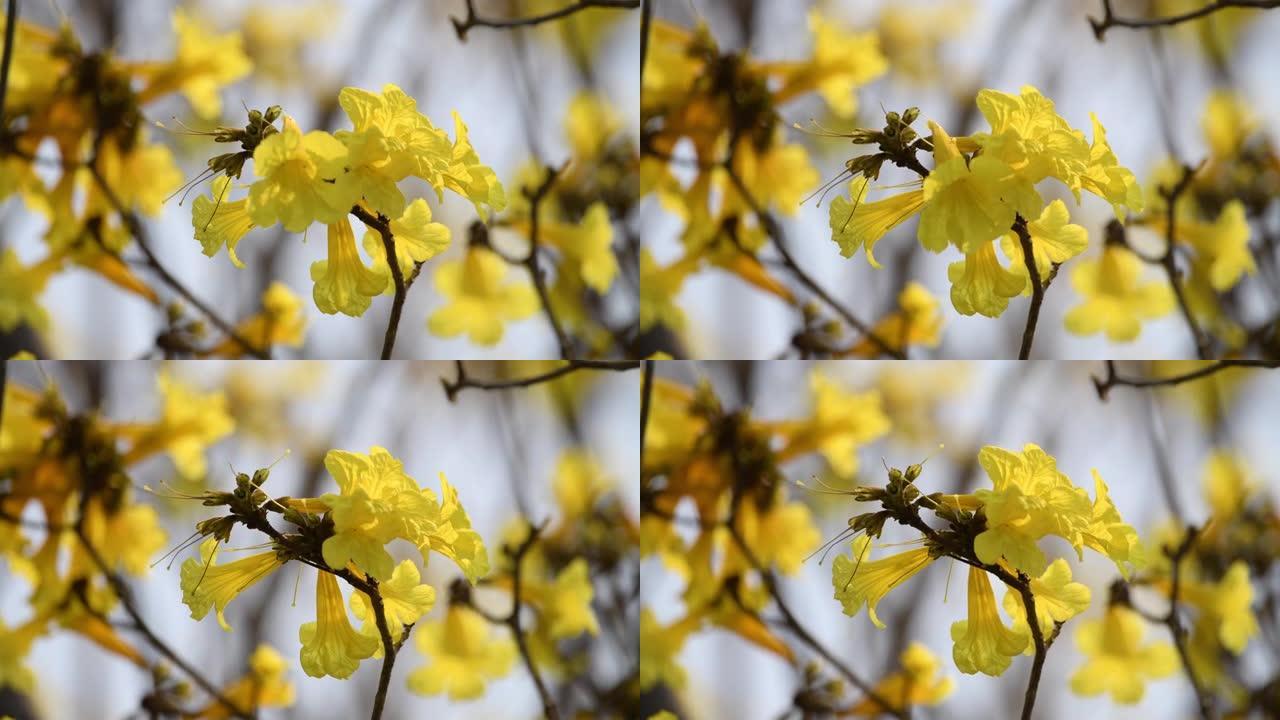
(849, 281, 941, 356)
(80, 501, 167, 576)
(193, 177, 256, 268)
(947, 240, 1025, 318)
(0, 250, 53, 333)
(1176, 200, 1255, 292)
(439, 113, 507, 220)
(565, 91, 621, 160)
(850, 642, 954, 716)
(1202, 450, 1251, 517)
(200, 644, 295, 718)
(639, 249, 697, 332)
(0, 618, 42, 692)
(539, 202, 617, 293)
(729, 135, 819, 214)
(920, 121, 1040, 253)
(319, 447, 429, 581)
(1071, 605, 1178, 703)
(639, 609, 698, 691)
(138, 10, 251, 116)
(223, 282, 307, 353)
(1083, 470, 1144, 577)
(1064, 245, 1174, 342)
(181, 539, 284, 631)
(553, 450, 610, 520)
(240, 3, 337, 86)
(127, 372, 235, 479)
(829, 177, 925, 267)
(950, 566, 1027, 676)
(774, 10, 888, 117)
(310, 218, 387, 317)
(248, 116, 353, 232)
(361, 198, 451, 284)
(876, 3, 972, 83)
(415, 473, 490, 585)
(427, 246, 539, 345)
(89, 137, 183, 217)
(1080, 113, 1144, 219)
(299, 572, 379, 679)
(1181, 561, 1258, 654)
(972, 444, 1093, 575)
(1202, 90, 1255, 159)
(728, 498, 820, 576)
(776, 371, 891, 477)
(527, 558, 598, 640)
(971, 86, 1091, 191)
(336, 127, 408, 219)
(350, 559, 436, 648)
(833, 536, 934, 629)
(337, 84, 453, 183)
(1001, 558, 1091, 642)
(406, 606, 516, 699)
(1000, 199, 1089, 293)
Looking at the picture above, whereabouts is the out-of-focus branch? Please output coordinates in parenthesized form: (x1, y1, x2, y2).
(451, 0, 639, 40)
(1089, 0, 1280, 40)
(0, 0, 17, 116)
(441, 359, 638, 401)
(522, 163, 575, 358)
(85, 163, 270, 359)
(640, 0, 652, 82)
(1159, 526, 1215, 720)
(639, 359, 654, 453)
(1092, 359, 1279, 399)
(1159, 163, 1213, 359)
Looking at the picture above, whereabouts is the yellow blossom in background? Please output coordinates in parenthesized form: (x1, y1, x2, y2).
(0, 250, 54, 333)
(240, 2, 338, 85)
(849, 642, 954, 716)
(0, 619, 42, 692)
(216, 282, 307, 354)
(875, 2, 971, 83)
(528, 558, 599, 640)
(88, 137, 183, 218)
(427, 247, 539, 345)
(771, 10, 888, 116)
(1180, 561, 1258, 654)
(775, 371, 891, 477)
(406, 606, 516, 699)
(1202, 451, 1252, 517)
(553, 450, 610, 519)
(124, 371, 235, 479)
(538, 202, 618, 293)
(136, 9, 252, 117)
(950, 566, 1027, 676)
(1202, 90, 1256, 159)
(299, 572, 379, 679)
(727, 496, 820, 576)
(848, 282, 943, 357)
(639, 609, 698, 691)
(1065, 245, 1174, 342)
(1071, 605, 1178, 703)
(565, 91, 622, 160)
(200, 644, 295, 719)
(639, 250, 697, 332)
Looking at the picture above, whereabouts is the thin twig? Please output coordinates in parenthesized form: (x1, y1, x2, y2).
(351, 205, 408, 359)
(451, 0, 639, 40)
(365, 580, 410, 720)
(523, 163, 575, 358)
(440, 359, 638, 401)
(506, 521, 560, 720)
(1162, 526, 1216, 720)
(1015, 579, 1050, 720)
(0, 0, 17, 117)
(639, 0, 652, 82)
(85, 164, 270, 359)
(1092, 359, 1279, 399)
(639, 359, 654, 453)
(1089, 0, 1280, 40)
(1014, 215, 1045, 359)
(1159, 163, 1213, 359)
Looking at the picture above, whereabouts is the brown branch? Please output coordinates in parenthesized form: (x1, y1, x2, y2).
(440, 359, 638, 401)
(639, 359, 654, 453)
(1159, 163, 1213, 359)
(1092, 359, 1279, 399)
(451, 0, 639, 40)
(522, 163, 575, 358)
(84, 164, 270, 359)
(1014, 215, 1046, 359)
(1161, 526, 1215, 720)
(0, 0, 17, 118)
(351, 205, 410, 360)
(365, 580, 410, 720)
(1090, 0, 1280, 40)
(719, 163, 906, 360)
(1015, 579, 1051, 720)
(504, 521, 560, 720)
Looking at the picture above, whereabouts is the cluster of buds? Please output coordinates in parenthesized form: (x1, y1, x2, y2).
(834, 107, 931, 181)
(201, 105, 283, 180)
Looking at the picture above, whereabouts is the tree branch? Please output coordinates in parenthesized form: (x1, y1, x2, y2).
(1014, 215, 1046, 359)
(1158, 163, 1213, 359)
(1089, 0, 1280, 40)
(451, 0, 639, 41)
(1091, 359, 1279, 399)
(0, 0, 17, 118)
(440, 359, 638, 401)
(1161, 526, 1215, 720)
(365, 580, 411, 720)
(522, 163, 576, 358)
(506, 521, 560, 720)
(351, 205, 412, 360)
(639, 359, 654, 454)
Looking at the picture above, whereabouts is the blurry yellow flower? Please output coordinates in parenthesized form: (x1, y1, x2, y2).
(829, 176, 925, 267)
(0, 250, 53, 333)
(553, 450, 610, 519)
(1064, 245, 1174, 342)
(127, 372, 234, 479)
(1002, 558, 1091, 642)
(81, 501, 167, 576)
(89, 137, 183, 217)
(181, 539, 284, 631)
(299, 572, 379, 679)
(536, 202, 617, 293)
(220, 282, 307, 353)
(407, 606, 516, 699)
(729, 136, 819, 215)
(528, 558, 598, 640)
(565, 91, 622, 160)
(1202, 450, 1251, 517)
(361, 198, 451, 283)
(310, 219, 387, 317)
(951, 566, 1027, 676)
(849, 641, 954, 716)
(138, 9, 252, 117)
(0, 618, 42, 692)
(1202, 90, 1255, 159)
(639, 249, 697, 332)
(241, 2, 337, 85)
(773, 10, 888, 116)
(848, 282, 942, 357)
(427, 246, 539, 345)
(728, 498, 819, 576)
(777, 371, 891, 477)
(833, 536, 934, 629)
(201, 644, 295, 719)
(350, 559, 436, 647)
(1000, 200, 1089, 292)
(1071, 605, 1178, 703)
(639, 609, 698, 691)
(193, 177, 256, 268)
(248, 116, 353, 232)
(876, 2, 971, 83)
(947, 240, 1025, 318)
(1176, 200, 1254, 292)
(1181, 561, 1258, 654)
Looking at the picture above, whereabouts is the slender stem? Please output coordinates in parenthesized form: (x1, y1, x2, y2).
(451, 0, 639, 40)
(1159, 164, 1212, 359)
(1016, 581, 1049, 720)
(1163, 527, 1215, 720)
(441, 359, 637, 401)
(1090, 0, 1280, 39)
(1091, 359, 1278, 399)
(506, 522, 560, 720)
(0, 0, 17, 117)
(640, 0, 652, 82)
(351, 205, 407, 359)
(1015, 216, 1044, 359)
(366, 582, 409, 720)
(85, 164, 270, 359)
(639, 359, 654, 453)
(523, 164, 575, 358)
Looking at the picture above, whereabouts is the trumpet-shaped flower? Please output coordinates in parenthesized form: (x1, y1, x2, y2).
(1002, 558, 1091, 641)
(361, 198, 451, 283)
(1071, 605, 1178, 703)
(319, 447, 428, 580)
(829, 177, 925, 267)
(427, 247, 539, 346)
(971, 86, 1091, 190)
(1000, 200, 1089, 292)
(833, 536, 934, 629)
(181, 539, 284, 631)
(1064, 245, 1174, 342)
(310, 219, 387, 317)
(947, 240, 1025, 317)
(193, 177, 256, 268)
(248, 116, 353, 232)
(406, 606, 516, 699)
(950, 566, 1028, 676)
(299, 572, 379, 679)
(337, 84, 453, 183)
(972, 444, 1094, 575)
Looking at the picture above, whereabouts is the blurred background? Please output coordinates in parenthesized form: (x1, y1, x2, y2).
(641, 0, 1280, 359)
(0, 359, 639, 718)
(0, 0, 639, 359)
(641, 359, 1280, 719)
